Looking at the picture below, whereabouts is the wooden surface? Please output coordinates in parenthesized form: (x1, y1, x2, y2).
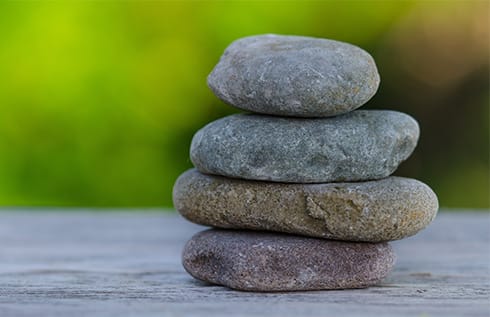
(0, 209, 488, 317)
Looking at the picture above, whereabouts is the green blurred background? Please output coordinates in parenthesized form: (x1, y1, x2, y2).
(0, 0, 488, 209)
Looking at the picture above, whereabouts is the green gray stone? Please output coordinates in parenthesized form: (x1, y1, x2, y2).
(173, 169, 438, 242)
(190, 110, 419, 183)
(182, 229, 395, 291)
(207, 34, 380, 117)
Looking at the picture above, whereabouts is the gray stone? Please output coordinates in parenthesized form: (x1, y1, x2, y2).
(182, 229, 395, 291)
(207, 34, 380, 117)
(173, 169, 438, 242)
(190, 110, 419, 183)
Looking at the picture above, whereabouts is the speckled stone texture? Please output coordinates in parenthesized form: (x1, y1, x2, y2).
(207, 34, 380, 117)
(182, 229, 395, 291)
(190, 110, 419, 183)
(174, 169, 438, 242)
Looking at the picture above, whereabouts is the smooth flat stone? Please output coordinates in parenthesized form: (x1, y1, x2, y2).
(190, 110, 419, 183)
(182, 229, 395, 292)
(207, 34, 380, 117)
(174, 169, 438, 242)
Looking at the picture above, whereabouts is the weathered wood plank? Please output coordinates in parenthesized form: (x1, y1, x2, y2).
(0, 209, 488, 317)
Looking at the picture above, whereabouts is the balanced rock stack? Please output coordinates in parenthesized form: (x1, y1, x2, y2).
(173, 34, 438, 292)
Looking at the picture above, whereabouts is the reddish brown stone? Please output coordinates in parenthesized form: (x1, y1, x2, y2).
(182, 229, 395, 292)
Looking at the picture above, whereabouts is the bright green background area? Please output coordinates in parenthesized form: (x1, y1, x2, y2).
(0, 1, 488, 208)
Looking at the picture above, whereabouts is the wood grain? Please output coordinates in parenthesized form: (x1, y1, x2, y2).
(0, 209, 488, 317)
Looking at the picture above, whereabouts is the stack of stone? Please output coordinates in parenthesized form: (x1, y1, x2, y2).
(173, 34, 438, 292)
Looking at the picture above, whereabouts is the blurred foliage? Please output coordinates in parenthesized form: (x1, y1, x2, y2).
(0, 0, 487, 208)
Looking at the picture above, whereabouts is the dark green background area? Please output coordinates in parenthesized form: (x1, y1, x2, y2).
(0, 1, 488, 208)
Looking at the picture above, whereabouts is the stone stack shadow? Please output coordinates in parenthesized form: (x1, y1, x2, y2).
(173, 34, 439, 292)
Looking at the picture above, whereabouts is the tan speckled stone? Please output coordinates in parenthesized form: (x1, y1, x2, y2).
(173, 169, 438, 242)
(182, 229, 395, 291)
